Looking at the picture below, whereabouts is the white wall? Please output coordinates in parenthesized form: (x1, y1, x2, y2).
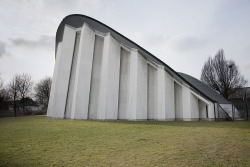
(48, 24, 219, 121)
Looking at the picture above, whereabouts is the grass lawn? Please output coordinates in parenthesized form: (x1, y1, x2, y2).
(0, 116, 249, 167)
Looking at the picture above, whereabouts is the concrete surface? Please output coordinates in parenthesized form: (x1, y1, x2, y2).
(48, 23, 223, 121)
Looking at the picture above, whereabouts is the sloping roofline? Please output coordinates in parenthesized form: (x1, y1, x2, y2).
(56, 14, 218, 103)
(179, 72, 231, 104)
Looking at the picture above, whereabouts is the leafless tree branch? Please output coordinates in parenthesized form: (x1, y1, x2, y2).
(34, 77, 51, 111)
(201, 49, 247, 99)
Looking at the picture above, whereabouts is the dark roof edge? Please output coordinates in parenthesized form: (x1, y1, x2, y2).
(178, 72, 231, 104)
(56, 14, 216, 103)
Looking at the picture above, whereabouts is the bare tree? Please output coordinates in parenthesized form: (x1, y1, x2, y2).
(201, 49, 247, 99)
(0, 75, 4, 102)
(0, 75, 3, 91)
(16, 73, 33, 111)
(8, 76, 19, 116)
(0, 88, 10, 103)
(0, 75, 5, 102)
(0, 75, 10, 102)
(34, 77, 52, 111)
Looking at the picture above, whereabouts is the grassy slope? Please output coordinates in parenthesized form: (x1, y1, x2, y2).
(0, 116, 249, 167)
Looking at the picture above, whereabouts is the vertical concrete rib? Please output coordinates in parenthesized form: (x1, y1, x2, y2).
(127, 50, 147, 120)
(136, 52, 148, 119)
(118, 48, 131, 120)
(190, 93, 199, 120)
(156, 66, 166, 120)
(165, 71, 175, 120)
(70, 24, 95, 119)
(208, 102, 215, 119)
(147, 64, 157, 120)
(198, 100, 207, 119)
(174, 82, 183, 120)
(47, 42, 62, 118)
(65, 31, 81, 119)
(127, 50, 138, 119)
(47, 25, 76, 119)
(156, 66, 175, 120)
(88, 35, 104, 119)
(97, 34, 121, 120)
(182, 86, 191, 121)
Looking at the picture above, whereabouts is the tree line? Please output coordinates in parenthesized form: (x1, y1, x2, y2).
(0, 74, 51, 116)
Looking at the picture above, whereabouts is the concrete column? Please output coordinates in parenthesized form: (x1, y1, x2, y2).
(135, 52, 148, 120)
(190, 93, 199, 121)
(165, 71, 175, 120)
(70, 24, 95, 119)
(190, 91, 211, 120)
(127, 50, 147, 120)
(47, 25, 76, 119)
(88, 36, 104, 120)
(47, 42, 62, 118)
(65, 31, 81, 119)
(128, 50, 138, 120)
(214, 103, 219, 120)
(174, 82, 183, 120)
(97, 34, 121, 120)
(198, 100, 207, 119)
(208, 101, 215, 119)
(147, 64, 157, 120)
(156, 66, 175, 120)
(182, 86, 192, 121)
(118, 48, 131, 120)
(156, 66, 166, 120)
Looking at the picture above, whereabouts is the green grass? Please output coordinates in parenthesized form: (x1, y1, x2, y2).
(0, 116, 249, 167)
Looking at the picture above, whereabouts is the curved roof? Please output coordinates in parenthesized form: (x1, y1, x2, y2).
(56, 14, 229, 104)
(178, 72, 231, 104)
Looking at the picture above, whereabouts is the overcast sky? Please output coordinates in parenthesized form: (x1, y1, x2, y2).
(0, 0, 249, 86)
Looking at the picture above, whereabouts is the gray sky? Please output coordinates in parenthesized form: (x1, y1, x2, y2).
(0, 0, 249, 86)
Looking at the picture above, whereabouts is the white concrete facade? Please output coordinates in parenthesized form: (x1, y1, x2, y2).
(48, 23, 225, 121)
